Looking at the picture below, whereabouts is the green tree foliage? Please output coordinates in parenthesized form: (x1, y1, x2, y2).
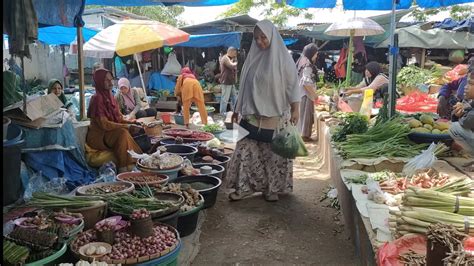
(410, 3, 472, 22)
(86, 5, 186, 27)
(220, 0, 313, 27)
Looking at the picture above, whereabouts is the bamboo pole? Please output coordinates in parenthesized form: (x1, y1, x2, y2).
(345, 29, 354, 84)
(77, 25, 86, 120)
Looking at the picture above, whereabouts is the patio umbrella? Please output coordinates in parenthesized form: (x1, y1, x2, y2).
(84, 19, 190, 58)
(325, 17, 385, 84)
(84, 19, 190, 90)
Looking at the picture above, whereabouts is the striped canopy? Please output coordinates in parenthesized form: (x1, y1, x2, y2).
(84, 19, 190, 58)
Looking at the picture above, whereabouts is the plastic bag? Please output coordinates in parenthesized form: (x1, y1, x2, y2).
(402, 142, 438, 176)
(271, 125, 308, 159)
(161, 52, 182, 76)
(377, 234, 426, 266)
(366, 177, 386, 204)
(24, 172, 69, 200)
(359, 89, 374, 118)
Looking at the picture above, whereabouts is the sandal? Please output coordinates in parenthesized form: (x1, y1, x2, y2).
(228, 191, 254, 201)
(263, 193, 279, 202)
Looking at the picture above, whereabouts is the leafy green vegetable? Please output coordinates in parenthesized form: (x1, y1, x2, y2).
(202, 124, 225, 133)
(397, 65, 432, 88)
(332, 112, 369, 142)
(336, 117, 429, 159)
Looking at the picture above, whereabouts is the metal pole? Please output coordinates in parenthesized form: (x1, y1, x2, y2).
(387, 0, 398, 118)
(134, 53, 146, 93)
(20, 56, 27, 115)
(77, 26, 86, 120)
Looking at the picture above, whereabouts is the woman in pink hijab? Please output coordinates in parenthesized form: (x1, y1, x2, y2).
(115, 77, 157, 119)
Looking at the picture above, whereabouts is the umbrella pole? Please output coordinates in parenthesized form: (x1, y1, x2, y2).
(345, 29, 354, 85)
(135, 53, 146, 95)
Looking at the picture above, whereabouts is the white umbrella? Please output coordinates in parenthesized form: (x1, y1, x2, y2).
(325, 17, 385, 84)
(84, 19, 190, 90)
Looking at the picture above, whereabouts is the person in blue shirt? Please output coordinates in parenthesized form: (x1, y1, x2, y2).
(114, 55, 129, 79)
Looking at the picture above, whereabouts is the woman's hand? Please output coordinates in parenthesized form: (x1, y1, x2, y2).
(128, 124, 143, 136)
(290, 102, 299, 125)
(344, 89, 356, 96)
(231, 112, 239, 124)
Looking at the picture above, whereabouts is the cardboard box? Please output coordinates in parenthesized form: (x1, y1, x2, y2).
(3, 94, 64, 128)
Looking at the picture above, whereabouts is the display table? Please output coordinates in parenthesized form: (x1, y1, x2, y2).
(314, 110, 473, 265)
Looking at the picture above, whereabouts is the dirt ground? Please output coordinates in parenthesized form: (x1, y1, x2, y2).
(191, 140, 358, 265)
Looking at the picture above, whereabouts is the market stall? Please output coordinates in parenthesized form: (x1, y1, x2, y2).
(313, 98, 473, 265)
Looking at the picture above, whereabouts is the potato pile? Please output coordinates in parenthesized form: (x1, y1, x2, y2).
(408, 114, 449, 134)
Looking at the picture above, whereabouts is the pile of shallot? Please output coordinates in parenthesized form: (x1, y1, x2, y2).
(131, 208, 150, 220)
(72, 225, 178, 261)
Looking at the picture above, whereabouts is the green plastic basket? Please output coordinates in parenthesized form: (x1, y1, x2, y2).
(24, 243, 67, 266)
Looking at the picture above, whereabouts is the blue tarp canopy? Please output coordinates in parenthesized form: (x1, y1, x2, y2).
(284, 38, 299, 46)
(283, 0, 472, 10)
(433, 17, 474, 32)
(174, 32, 242, 48)
(37, 26, 98, 45)
(3, 26, 98, 45)
(85, 0, 238, 6)
(33, 0, 86, 27)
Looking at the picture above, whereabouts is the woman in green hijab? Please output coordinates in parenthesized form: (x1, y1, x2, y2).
(48, 79, 75, 117)
(48, 79, 68, 105)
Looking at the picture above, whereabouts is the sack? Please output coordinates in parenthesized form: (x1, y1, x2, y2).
(271, 125, 308, 159)
(161, 53, 182, 76)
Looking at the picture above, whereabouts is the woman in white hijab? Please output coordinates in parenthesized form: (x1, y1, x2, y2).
(227, 20, 301, 202)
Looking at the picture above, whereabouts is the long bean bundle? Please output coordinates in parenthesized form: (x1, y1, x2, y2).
(336, 118, 428, 159)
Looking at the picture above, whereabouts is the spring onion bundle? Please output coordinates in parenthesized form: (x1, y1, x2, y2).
(26, 192, 103, 209)
(336, 118, 428, 159)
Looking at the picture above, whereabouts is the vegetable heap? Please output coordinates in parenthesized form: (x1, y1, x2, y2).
(202, 124, 225, 134)
(407, 114, 450, 135)
(336, 117, 428, 159)
(107, 190, 176, 217)
(26, 192, 103, 209)
(396, 65, 433, 88)
(331, 112, 369, 142)
(71, 225, 178, 262)
(389, 178, 474, 237)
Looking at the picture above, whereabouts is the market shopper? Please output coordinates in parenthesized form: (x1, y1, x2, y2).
(344, 61, 389, 98)
(296, 43, 319, 142)
(437, 75, 468, 119)
(174, 67, 208, 127)
(115, 77, 157, 120)
(86, 68, 143, 173)
(227, 20, 300, 202)
(449, 58, 474, 158)
(218, 47, 238, 115)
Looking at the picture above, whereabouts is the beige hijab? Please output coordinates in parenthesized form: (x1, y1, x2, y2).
(235, 20, 300, 118)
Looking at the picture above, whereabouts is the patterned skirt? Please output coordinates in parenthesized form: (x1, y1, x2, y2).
(226, 137, 293, 195)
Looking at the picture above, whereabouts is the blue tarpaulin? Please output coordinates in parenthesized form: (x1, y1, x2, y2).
(3, 26, 98, 45)
(284, 38, 299, 46)
(33, 0, 86, 27)
(85, 0, 238, 6)
(284, 0, 471, 10)
(174, 32, 242, 48)
(38, 26, 98, 45)
(433, 17, 474, 32)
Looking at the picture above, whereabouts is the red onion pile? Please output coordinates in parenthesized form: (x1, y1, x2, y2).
(94, 221, 116, 232)
(131, 209, 150, 220)
(72, 225, 177, 261)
